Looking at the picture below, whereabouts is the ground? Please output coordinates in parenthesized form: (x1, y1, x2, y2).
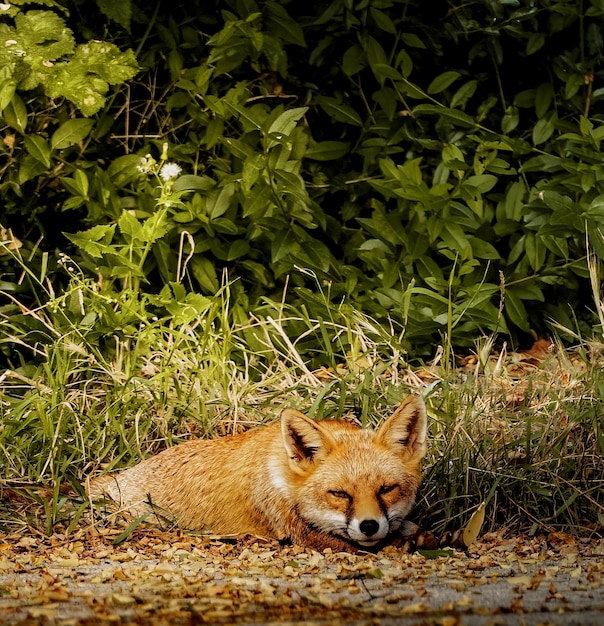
(1, 528, 603, 625)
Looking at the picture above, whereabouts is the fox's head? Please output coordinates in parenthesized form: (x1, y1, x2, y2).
(276, 395, 427, 548)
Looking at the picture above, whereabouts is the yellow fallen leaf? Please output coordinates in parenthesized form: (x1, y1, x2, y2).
(462, 501, 486, 547)
(112, 593, 137, 605)
(55, 557, 79, 567)
(400, 602, 427, 614)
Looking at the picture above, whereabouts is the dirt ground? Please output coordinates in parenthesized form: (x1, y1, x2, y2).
(1, 528, 603, 625)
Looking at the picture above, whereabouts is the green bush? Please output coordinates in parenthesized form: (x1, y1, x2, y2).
(2, 0, 604, 364)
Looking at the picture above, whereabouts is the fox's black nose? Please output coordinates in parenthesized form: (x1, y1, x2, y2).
(359, 519, 380, 536)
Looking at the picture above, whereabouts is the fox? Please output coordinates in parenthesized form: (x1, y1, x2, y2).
(87, 394, 427, 551)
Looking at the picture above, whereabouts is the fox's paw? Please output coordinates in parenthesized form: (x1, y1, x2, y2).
(388, 521, 438, 552)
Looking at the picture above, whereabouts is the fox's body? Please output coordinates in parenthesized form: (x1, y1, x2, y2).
(88, 395, 427, 551)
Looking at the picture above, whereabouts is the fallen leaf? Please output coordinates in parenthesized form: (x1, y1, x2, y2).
(462, 501, 486, 547)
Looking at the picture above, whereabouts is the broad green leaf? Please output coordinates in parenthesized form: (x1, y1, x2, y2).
(62, 169, 89, 197)
(401, 33, 426, 49)
(97, 0, 132, 30)
(342, 45, 366, 77)
(535, 83, 554, 119)
(51, 119, 94, 150)
(501, 105, 519, 134)
(18, 155, 47, 184)
(226, 240, 250, 260)
(108, 154, 145, 187)
(525, 232, 547, 271)
(532, 113, 556, 145)
(470, 237, 500, 260)
(539, 190, 573, 212)
(450, 80, 477, 109)
(427, 71, 461, 95)
(267, 106, 309, 137)
(265, 1, 305, 46)
(24, 135, 51, 168)
(225, 101, 262, 130)
(204, 117, 224, 149)
(316, 96, 363, 127)
(505, 289, 530, 332)
(564, 74, 584, 100)
(191, 256, 219, 293)
(369, 7, 397, 34)
(465, 174, 497, 193)
(272, 230, 296, 264)
(371, 63, 403, 82)
(4, 94, 27, 134)
(207, 183, 236, 219)
(526, 33, 545, 55)
(304, 141, 350, 161)
(0, 79, 16, 115)
(173, 175, 214, 192)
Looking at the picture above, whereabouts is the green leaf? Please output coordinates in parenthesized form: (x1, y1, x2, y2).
(401, 33, 426, 49)
(526, 33, 545, 55)
(191, 256, 219, 293)
(62, 169, 89, 197)
(118, 210, 143, 241)
(414, 104, 475, 128)
(272, 230, 296, 263)
(564, 74, 584, 100)
(207, 183, 236, 219)
(51, 119, 94, 150)
(532, 113, 557, 145)
(369, 7, 397, 34)
(501, 105, 519, 134)
(316, 96, 363, 127)
(450, 80, 477, 109)
(342, 45, 366, 77)
(0, 79, 16, 115)
(505, 289, 530, 332)
(173, 175, 214, 192)
(525, 232, 547, 271)
(18, 155, 47, 184)
(265, 1, 306, 47)
(24, 135, 51, 168)
(65, 224, 116, 258)
(304, 141, 350, 161)
(427, 71, 461, 95)
(3, 94, 28, 134)
(267, 106, 309, 138)
(535, 83, 554, 119)
(371, 63, 403, 82)
(97, 0, 132, 30)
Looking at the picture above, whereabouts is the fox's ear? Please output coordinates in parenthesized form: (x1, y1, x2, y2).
(280, 409, 334, 469)
(376, 395, 427, 460)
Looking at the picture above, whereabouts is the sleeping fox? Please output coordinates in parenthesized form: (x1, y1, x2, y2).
(87, 394, 427, 551)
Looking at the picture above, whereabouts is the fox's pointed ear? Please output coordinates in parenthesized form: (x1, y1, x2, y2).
(376, 395, 427, 460)
(280, 409, 334, 470)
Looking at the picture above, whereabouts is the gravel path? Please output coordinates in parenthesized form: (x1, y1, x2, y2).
(1, 529, 603, 624)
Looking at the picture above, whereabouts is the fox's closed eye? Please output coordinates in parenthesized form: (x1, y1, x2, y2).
(379, 484, 398, 495)
(329, 489, 351, 500)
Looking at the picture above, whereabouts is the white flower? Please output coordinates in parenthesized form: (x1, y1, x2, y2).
(159, 162, 181, 181)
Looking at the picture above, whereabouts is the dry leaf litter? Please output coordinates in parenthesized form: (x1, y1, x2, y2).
(0, 528, 603, 625)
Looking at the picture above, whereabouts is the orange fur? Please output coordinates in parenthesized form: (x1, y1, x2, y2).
(87, 395, 427, 551)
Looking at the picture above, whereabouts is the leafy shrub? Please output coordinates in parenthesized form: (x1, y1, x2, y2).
(2, 0, 604, 365)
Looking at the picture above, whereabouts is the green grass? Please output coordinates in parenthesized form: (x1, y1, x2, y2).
(1, 264, 603, 539)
